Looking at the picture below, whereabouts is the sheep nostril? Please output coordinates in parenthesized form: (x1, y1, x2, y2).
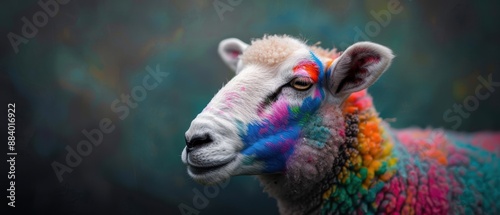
(185, 134, 213, 152)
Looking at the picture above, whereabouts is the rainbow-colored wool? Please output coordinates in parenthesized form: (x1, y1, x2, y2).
(320, 90, 500, 214)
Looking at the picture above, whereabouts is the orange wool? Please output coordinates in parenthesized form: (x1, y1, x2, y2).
(340, 90, 396, 187)
(418, 139, 448, 165)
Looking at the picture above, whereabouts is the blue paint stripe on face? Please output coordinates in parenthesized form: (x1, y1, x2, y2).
(309, 51, 326, 98)
(239, 96, 323, 173)
(241, 125, 300, 173)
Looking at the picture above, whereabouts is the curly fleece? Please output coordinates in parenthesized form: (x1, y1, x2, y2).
(319, 90, 500, 214)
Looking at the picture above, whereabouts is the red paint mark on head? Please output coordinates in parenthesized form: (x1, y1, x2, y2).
(293, 61, 319, 82)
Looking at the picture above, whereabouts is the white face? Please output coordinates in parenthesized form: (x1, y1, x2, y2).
(182, 36, 393, 184)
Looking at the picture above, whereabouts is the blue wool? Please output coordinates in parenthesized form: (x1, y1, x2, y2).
(302, 116, 330, 148)
(241, 125, 300, 173)
(239, 95, 323, 173)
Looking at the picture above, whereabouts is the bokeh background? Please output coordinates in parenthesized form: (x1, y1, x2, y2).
(1, 0, 499, 214)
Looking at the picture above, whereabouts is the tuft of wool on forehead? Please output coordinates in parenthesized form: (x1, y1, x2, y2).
(241, 35, 307, 67)
(241, 35, 341, 67)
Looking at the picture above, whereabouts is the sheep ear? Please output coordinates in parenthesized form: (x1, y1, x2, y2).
(218, 38, 249, 74)
(328, 42, 394, 100)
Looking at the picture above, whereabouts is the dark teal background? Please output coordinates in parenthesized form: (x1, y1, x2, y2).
(1, 0, 499, 214)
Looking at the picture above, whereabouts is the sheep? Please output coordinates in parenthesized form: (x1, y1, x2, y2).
(181, 35, 500, 214)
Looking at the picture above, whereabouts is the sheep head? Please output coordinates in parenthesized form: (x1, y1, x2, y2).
(182, 35, 394, 185)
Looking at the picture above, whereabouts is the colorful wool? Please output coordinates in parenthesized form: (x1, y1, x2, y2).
(320, 90, 500, 214)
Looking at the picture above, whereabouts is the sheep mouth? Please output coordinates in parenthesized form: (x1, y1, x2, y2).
(187, 159, 234, 175)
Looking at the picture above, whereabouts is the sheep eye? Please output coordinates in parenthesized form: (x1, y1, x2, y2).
(290, 77, 313, 91)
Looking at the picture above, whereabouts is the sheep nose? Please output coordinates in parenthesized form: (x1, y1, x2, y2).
(185, 133, 213, 152)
